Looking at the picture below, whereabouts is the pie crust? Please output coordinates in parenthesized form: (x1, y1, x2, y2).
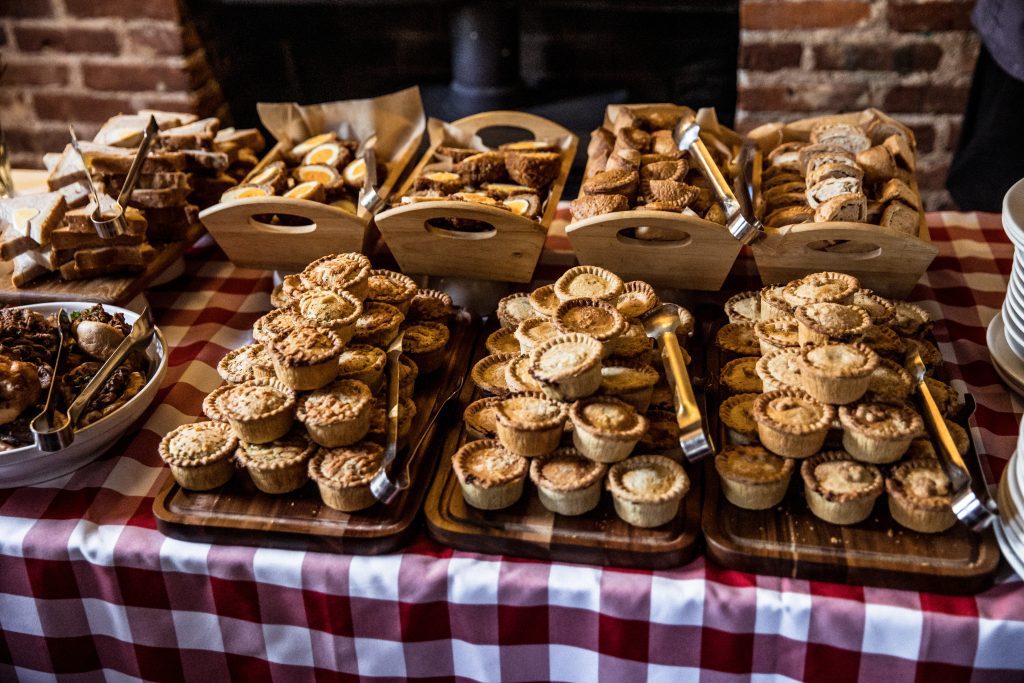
(463, 397, 503, 440)
(398, 354, 419, 401)
(159, 421, 238, 490)
(753, 316, 800, 355)
(366, 396, 417, 445)
(755, 348, 802, 392)
(569, 396, 648, 463)
(296, 289, 362, 344)
(782, 271, 859, 307)
(528, 284, 562, 317)
(839, 401, 923, 463)
(720, 356, 763, 395)
(598, 361, 659, 412)
(253, 307, 306, 344)
(494, 392, 568, 457)
(529, 447, 607, 516)
(554, 298, 626, 354)
(715, 445, 794, 510)
(718, 393, 759, 446)
(615, 281, 659, 319)
(945, 418, 970, 457)
(752, 388, 835, 458)
(300, 252, 371, 300)
(504, 354, 547, 393)
(725, 291, 761, 324)
(801, 451, 883, 525)
(553, 265, 624, 303)
(865, 358, 913, 402)
(235, 428, 316, 494)
(794, 303, 871, 346)
(904, 338, 942, 368)
(924, 377, 958, 417)
(267, 326, 343, 391)
(297, 378, 373, 447)
(451, 438, 528, 509)
(607, 321, 652, 359)
(851, 289, 895, 325)
(716, 322, 760, 357)
(528, 333, 604, 400)
(886, 458, 956, 533)
(309, 441, 384, 512)
(637, 409, 682, 458)
(352, 302, 405, 347)
(889, 301, 932, 337)
(402, 321, 450, 373)
(367, 269, 418, 313)
(407, 289, 453, 322)
(202, 384, 231, 423)
(471, 353, 516, 396)
(486, 327, 521, 355)
(606, 454, 689, 527)
(859, 324, 903, 358)
(514, 318, 560, 354)
(759, 285, 793, 320)
(217, 343, 269, 384)
(497, 293, 540, 330)
(797, 342, 879, 405)
(215, 378, 296, 444)
(336, 344, 387, 390)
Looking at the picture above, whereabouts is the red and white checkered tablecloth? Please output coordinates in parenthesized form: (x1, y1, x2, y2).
(0, 210, 1022, 681)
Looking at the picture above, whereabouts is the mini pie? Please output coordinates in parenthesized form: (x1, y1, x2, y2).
(945, 418, 970, 457)
(782, 271, 859, 307)
(273, 273, 309, 308)
(890, 301, 932, 337)
(366, 396, 417, 444)
(716, 322, 760, 356)
(886, 458, 956, 533)
(252, 307, 306, 344)
(202, 384, 231, 423)
(904, 338, 942, 368)
(296, 378, 373, 448)
(794, 303, 871, 346)
(295, 289, 362, 344)
(725, 291, 761, 324)
(801, 451, 883, 525)
(486, 327, 521, 355)
(352, 302, 405, 347)
(217, 343, 271, 384)
(638, 409, 681, 457)
(528, 284, 561, 317)
(407, 289, 453, 322)
(267, 326, 343, 391)
(504, 354, 547, 393)
(159, 421, 238, 490)
(336, 344, 387, 391)
(719, 393, 759, 446)
(606, 454, 689, 528)
(755, 349, 802, 392)
(463, 397, 503, 440)
(752, 389, 835, 458)
(554, 298, 626, 355)
(598, 361, 659, 412)
(553, 265, 624, 303)
(215, 379, 296, 444)
(402, 321, 450, 373)
(720, 357, 763, 394)
(570, 396, 648, 463)
(851, 289, 895, 325)
(300, 253, 371, 300)
(608, 321, 652, 359)
(367, 269, 418, 314)
(615, 281, 659, 319)
(924, 377, 959, 417)
(865, 358, 913, 403)
(235, 428, 317, 494)
(529, 448, 607, 516)
(308, 441, 383, 512)
(798, 342, 879, 405)
(753, 317, 801, 355)
(715, 445, 795, 510)
(839, 401, 923, 464)
(759, 285, 793, 320)
(398, 354, 419, 401)
(497, 293, 540, 330)
(471, 353, 516, 395)
(528, 333, 604, 401)
(859, 324, 903, 358)
(515, 318, 561, 354)
(494, 392, 568, 457)
(451, 438, 529, 510)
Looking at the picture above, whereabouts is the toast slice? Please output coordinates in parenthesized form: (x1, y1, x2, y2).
(55, 181, 91, 210)
(93, 112, 195, 147)
(105, 172, 193, 193)
(59, 243, 156, 280)
(11, 246, 60, 287)
(0, 191, 68, 247)
(145, 204, 199, 242)
(126, 186, 193, 209)
(50, 218, 146, 250)
(85, 143, 188, 174)
(46, 145, 90, 190)
(158, 117, 220, 151)
(65, 196, 147, 232)
(214, 127, 266, 153)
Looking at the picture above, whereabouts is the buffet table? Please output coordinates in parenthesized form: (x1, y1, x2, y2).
(0, 209, 1021, 681)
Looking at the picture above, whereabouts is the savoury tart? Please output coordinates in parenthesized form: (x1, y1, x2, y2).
(716, 322, 760, 357)
(366, 397, 417, 444)
(615, 281, 659, 319)
(528, 284, 562, 317)
(267, 326, 343, 391)
(486, 327, 521, 355)
(529, 447, 607, 516)
(407, 289, 453, 322)
(235, 428, 316, 494)
(504, 354, 547, 393)
(297, 378, 373, 448)
(797, 342, 879, 405)
(923, 377, 958, 417)
(471, 353, 516, 396)
(859, 324, 903, 358)
(782, 271, 859, 307)
(753, 316, 801, 355)
(755, 349, 802, 392)
(890, 301, 932, 337)
(398, 354, 419, 401)
(202, 384, 231, 423)
(606, 455, 689, 528)
(528, 333, 604, 401)
(367, 269, 418, 313)
(352, 302, 405, 347)
(637, 409, 682, 458)
(720, 357, 763, 395)
(800, 451, 883, 525)
(904, 338, 942, 368)
(463, 397, 503, 440)
(402, 321, 450, 373)
(159, 421, 238, 490)
(336, 344, 388, 391)
(714, 445, 794, 510)
(865, 358, 913, 403)
(886, 458, 956, 533)
(839, 401, 923, 463)
(759, 285, 793, 320)
(253, 307, 307, 344)
(308, 441, 384, 512)
(300, 252, 371, 300)
(497, 293, 540, 330)
(607, 321, 653, 359)
(598, 361, 659, 412)
(724, 291, 761, 324)
(514, 318, 561, 354)
(494, 392, 568, 457)
(570, 396, 648, 463)
(752, 389, 835, 458)
(295, 289, 362, 344)
(554, 298, 626, 355)
(451, 438, 528, 510)
(794, 303, 871, 346)
(851, 289, 895, 325)
(718, 393, 760, 446)
(554, 265, 624, 303)
(215, 378, 296, 444)
(218, 343, 273, 384)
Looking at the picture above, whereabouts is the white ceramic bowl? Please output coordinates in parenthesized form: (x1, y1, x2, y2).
(0, 302, 167, 487)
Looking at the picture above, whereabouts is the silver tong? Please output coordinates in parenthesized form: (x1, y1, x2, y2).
(674, 114, 763, 245)
(69, 116, 160, 239)
(905, 349, 997, 531)
(357, 134, 386, 215)
(641, 304, 715, 462)
(30, 308, 156, 452)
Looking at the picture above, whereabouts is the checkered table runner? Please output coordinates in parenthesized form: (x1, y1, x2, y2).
(0, 210, 1021, 681)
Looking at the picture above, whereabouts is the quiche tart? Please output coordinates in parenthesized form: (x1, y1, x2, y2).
(554, 298, 627, 356)
(529, 448, 607, 516)
(598, 361, 659, 412)
(494, 392, 568, 457)
(715, 445, 795, 510)
(504, 354, 547, 393)
(451, 438, 529, 510)
(606, 454, 689, 528)
(295, 289, 362, 344)
(801, 451, 883, 525)
(759, 285, 793, 320)
(615, 281, 659, 319)
(797, 342, 879, 405)
(497, 293, 540, 330)
(718, 393, 759, 445)
(407, 289, 453, 322)
(794, 303, 871, 346)
(300, 252, 371, 300)
(886, 458, 956, 533)
(716, 322, 760, 357)
(755, 349, 802, 392)
(486, 327, 521, 355)
(724, 290, 761, 324)
(215, 379, 296, 444)
(514, 318, 561, 354)
(528, 284, 561, 317)
(569, 396, 648, 463)
(296, 378, 373, 448)
(336, 344, 388, 392)
(308, 441, 384, 512)
(720, 357, 763, 394)
(367, 269, 417, 313)
(752, 389, 835, 458)
(267, 326, 343, 391)
(528, 333, 604, 401)
(463, 397, 503, 440)
(402, 321, 450, 373)
(782, 271, 859, 307)
(352, 302, 405, 347)
(471, 353, 516, 396)
(159, 421, 238, 490)
(839, 401, 923, 463)
(753, 316, 801, 355)
(235, 428, 317, 494)
(553, 265, 624, 303)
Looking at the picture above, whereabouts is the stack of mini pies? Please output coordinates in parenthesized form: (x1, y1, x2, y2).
(455, 265, 692, 528)
(715, 271, 967, 533)
(158, 252, 455, 513)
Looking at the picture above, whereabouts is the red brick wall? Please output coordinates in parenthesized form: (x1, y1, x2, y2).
(738, 0, 979, 209)
(1, 0, 225, 169)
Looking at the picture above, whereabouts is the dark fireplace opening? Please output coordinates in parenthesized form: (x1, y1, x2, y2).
(188, 1, 739, 193)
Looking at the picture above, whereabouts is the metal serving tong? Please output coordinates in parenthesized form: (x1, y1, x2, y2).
(30, 309, 72, 451)
(357, 134, 386, 215)
(30, 307, 156, 452)
(641, 304, 715, 462)
(906, 348, 997, 531)
(673, 114, 763, 245)
(70, 116, 160, 239)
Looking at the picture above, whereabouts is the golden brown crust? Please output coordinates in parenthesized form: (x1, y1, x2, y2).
(402, 321, 450, 354)
(353, 302, 405, 344)
(554, 266, 624, 303)
(799, 342, 879, 379)
(615, 281, 660, 319)
(497, 293, 539, 330)
(529, 448, 607, 491)
(569, 194, 629, 221)
(504, 354, 547, 393)
(754, 316, 801, 350)
(753, 389, 835, 435)
(367, 269, 417, 306)
(407, 289, 453, 322)
(471, 353, 516, 395)
(216, 379, 296, 422)
(528, 284, 561, 317)
(267, 326, 342, 367)
(528, 333, 603, 383)
(452, 439, 528, 488)
(715, 444, 794, 484)
(514, 318, 560, 351)
(236, 429, 315, 471)
(606, 454, 688, 504)
(217, 343, 269, 384)
(569, 396, 647, 441)
(308, 442, 383, 487)
(159, 421, 238, 465)
(296, 289, 362, 328)
(720, 357, 763, 394)
(851, 289, 895, 325)
(724, 291, 761, 324)
(202, 385, 232, 422)
(719, 393, 760, 438)
(890, 301, 932, 337)
(486, 327, 521, 355)
(600, 361, 659, 393)
(795, 303, 871, 340)
(886, 458, 953, 510)
(463, 397, 503, 439)
(554, 298, 627, 342)
(337, 344, 387, 377)
(782, 271, 859, 307)
(495, 392, 568, 432)
(296, 379, 373, 425)
(800, 450, 883, 502)
(838, 401, 924, 441)
(716, 322, 760, 356)
(252, 307, 306, 344)
(300, 253, 371, 295)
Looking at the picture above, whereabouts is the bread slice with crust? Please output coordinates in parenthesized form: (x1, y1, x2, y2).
(880, 201, 920, 236)
(809, 122, 871, 154)
(813, 192, 867, 222)
(806, 176, 862, 208)
(0, 191, 68, 247)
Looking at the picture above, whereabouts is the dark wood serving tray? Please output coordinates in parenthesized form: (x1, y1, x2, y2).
(423, 319, 703, 570)
(153, 309, 482, 555)
(701, 320, 1001, 594)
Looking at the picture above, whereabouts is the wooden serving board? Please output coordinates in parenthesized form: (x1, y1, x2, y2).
(153, 310, 482, 555)
(0, 221, 203, 306)
(423, 320, 703, 569)
(701, 322, 1001, 594)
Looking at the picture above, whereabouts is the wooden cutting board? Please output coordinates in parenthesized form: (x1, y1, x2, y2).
(153, 310, 482, 554)
(701, 321, 1001, 594)
(423, 321, 704, 569)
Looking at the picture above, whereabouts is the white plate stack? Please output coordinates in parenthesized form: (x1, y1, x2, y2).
(989, 177, 1024, 395)
(995, 424, 1024, 578)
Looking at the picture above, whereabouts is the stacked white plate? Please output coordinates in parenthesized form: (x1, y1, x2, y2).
(995, 424, 1024, 578)
(990, 177, 1024, 395)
